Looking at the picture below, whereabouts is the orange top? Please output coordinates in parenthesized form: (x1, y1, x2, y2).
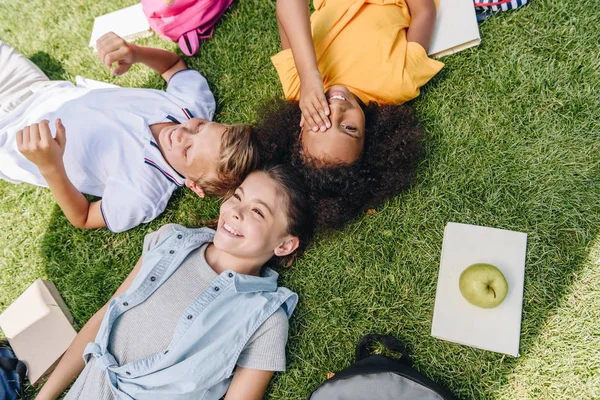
(272, 0, 444, 104)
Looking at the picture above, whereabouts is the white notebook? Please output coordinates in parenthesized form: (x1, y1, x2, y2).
(89, 3, 152, 50)
(0, 279, 77, 384)
(428, 0, 481, 58)
(431, 222, 527, 356)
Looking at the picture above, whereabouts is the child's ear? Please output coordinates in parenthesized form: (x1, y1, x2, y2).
(274, 236, 300, 257)
(185, 179, 206, 198)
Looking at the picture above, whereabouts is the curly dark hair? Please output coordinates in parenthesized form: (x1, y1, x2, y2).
(252, 98, 424, 231)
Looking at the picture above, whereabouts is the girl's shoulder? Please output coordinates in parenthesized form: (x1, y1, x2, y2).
(170, 224, 215, 236)
(143, 224, 215, 254)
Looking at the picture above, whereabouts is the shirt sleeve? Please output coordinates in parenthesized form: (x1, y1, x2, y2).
(402, 41, 444, 99)
(142, 224, 180, 255)
(313, 0, 327, 10)
(100, 178, 168, 233)
(271, 49, 301, 102)
(236, 308, 289, 372)
(166, 69, 216, 120)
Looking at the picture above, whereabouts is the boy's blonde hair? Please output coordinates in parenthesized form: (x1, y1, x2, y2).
(196, 124, 258, 198)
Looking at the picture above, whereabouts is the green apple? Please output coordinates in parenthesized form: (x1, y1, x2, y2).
(459, 263, 508, 308)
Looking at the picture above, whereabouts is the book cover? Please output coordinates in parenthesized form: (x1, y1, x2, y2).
(0, 279, 77, 385)
(431, 222, 527, 356)
(429, 0, 481, 58)
(89, 3, 152, 50)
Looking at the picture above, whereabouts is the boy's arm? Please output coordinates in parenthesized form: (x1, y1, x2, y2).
(17, 120, 106, 230)
(276, 0, 330, 132)
(224, 367, 274, 400)
(405, 0, 437, 53)
(96, 32, 186, 82)
(35, 256, 144, 400)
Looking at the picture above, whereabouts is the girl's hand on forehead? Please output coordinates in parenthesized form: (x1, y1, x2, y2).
(96, 32, 138, 76)
(299, 71, 331, 132)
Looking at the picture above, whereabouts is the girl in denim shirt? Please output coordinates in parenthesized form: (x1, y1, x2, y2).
(36, 165, 315, 400)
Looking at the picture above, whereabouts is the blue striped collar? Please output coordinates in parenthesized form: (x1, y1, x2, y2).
(142, 108, 196, 187)
(144, 156, 185, 187)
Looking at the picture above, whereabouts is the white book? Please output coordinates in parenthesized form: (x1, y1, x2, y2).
(431, 222, 527, 357)
(89, 3, 152, 50)
(0, 279, 77, 385)
(428, 0, 481, 58)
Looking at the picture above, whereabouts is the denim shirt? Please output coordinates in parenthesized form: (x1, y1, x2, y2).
(83, 226, 298, 400)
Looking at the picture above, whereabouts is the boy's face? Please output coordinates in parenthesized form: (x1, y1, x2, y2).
(155, 118, 225, 181)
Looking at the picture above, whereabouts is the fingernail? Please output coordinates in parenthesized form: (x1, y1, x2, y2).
(321, 126, 326, 132)
(326, 122, 331, 128)
(312, 126, 318, 132)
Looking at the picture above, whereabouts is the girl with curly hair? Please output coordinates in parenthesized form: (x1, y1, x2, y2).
(254, 0, 444, 229)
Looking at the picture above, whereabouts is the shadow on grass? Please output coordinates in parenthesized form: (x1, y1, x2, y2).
(410, 133, 600, 399)
(29, 52, 68, 81)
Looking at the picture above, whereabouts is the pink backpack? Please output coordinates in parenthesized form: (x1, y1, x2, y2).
(142, 0, 234, 56)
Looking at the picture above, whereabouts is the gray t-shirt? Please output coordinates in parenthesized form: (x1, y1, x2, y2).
(65, 224, 289, 400)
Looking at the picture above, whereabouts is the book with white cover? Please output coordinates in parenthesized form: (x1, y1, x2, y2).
(0, 279, 77, 385)
(428, 0, 481, 58)
(89, 3, 152, 50)
(431, 222, 527, 357)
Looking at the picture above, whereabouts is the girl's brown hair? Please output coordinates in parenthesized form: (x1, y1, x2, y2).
(260, 164, 315, 268)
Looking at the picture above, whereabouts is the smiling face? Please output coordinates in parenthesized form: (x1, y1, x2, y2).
(301, 85, 366, 165)
(213, 171, 298, 263)
(155, 118, 226, 181)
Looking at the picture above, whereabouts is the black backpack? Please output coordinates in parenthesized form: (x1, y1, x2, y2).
(308, 334, 457, 400)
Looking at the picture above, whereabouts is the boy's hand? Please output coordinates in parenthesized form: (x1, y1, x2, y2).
(96, 32, 138, 76)
(17, 119, 67, 175)
(299, 71, 330, 132)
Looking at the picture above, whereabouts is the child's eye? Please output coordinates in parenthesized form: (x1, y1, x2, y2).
(341, 124, 357, 132)
(252, 208, 264, 218)
(184, 146, 190, 158)
(233, 193, 241, 200)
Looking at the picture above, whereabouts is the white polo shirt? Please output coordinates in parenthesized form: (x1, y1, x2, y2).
(0, 69, 215, 232)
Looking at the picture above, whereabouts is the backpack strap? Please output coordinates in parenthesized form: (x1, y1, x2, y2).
(178, 31, 200, 57)
(0, 354, 27, 398)
(355, 334, 411, 364)
(197, 26, 215, 41)
(0, 357, 18, 371)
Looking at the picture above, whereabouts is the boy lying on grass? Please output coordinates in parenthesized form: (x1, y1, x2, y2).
(0, 33, 257, 232)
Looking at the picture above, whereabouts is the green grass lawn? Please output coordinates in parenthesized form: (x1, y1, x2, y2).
(1, 0, 599, 398)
